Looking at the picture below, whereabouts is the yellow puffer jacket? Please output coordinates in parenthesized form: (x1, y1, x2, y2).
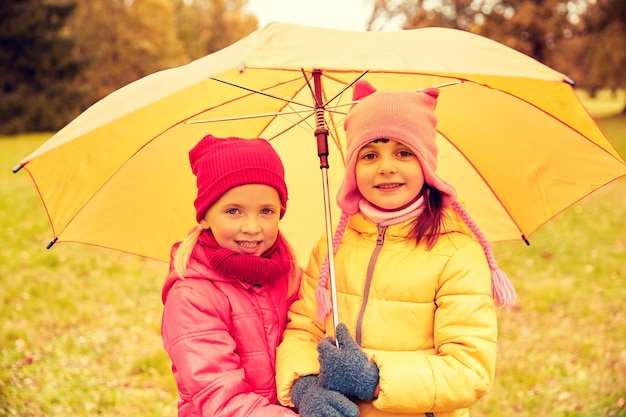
(276, 208, 498, 417)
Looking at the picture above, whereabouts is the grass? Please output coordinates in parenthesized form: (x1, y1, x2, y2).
(475, 98, 626, 416)
(576, 89, 626, 119)
(1, 97, 625, 416)
(1, 135, 177, 416)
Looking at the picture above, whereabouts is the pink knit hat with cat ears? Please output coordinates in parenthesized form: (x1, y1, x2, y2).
(314, 81, 516, 320)
(336, 80, 457, 214)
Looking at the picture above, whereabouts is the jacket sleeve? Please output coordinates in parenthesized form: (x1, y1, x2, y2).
(161, 278, 297, 417)
(276, 238, 328, 407)
(370, 239, 498, 413)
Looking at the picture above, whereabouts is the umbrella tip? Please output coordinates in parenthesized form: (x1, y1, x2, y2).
(564, 76, 575, 87)
(522, 235, 530, 246)
(46, 237, 58, 249)
(12, 163, 23, 173)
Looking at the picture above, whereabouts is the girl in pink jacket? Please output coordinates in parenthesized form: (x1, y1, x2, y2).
(161, 135, 301, 417)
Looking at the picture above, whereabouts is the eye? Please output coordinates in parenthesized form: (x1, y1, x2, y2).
(397, 150, 413, 158)
(260, 208, 275, 215)
(226, 208, 241, 215)
(360, 152, 377, 160)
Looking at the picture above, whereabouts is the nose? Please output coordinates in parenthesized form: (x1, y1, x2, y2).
(241, 215, 261, 234)
(377, 154, 397, 175)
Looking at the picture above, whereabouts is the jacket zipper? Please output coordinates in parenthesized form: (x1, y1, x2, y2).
(354, 226, 435, 416)
(355, 225, 387, 345)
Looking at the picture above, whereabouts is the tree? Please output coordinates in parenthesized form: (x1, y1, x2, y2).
(65, 0, 257, 113)
(1, 0, 260, 134)
(367, 0, 626, 111)
(64, 0, 190, 105)
(473, 0, 581, 65)
(368, 0, 582, 64)
(579, 0, 626, 99)
(173, 0, 258, 60)
(0, 0, 84, 134)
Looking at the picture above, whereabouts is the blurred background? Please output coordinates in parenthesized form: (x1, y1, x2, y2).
(1, 0, 625, 135)
(1, 1, 624, 416)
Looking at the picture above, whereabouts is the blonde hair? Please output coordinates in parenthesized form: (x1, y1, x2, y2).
(173, 226, 203, 278)
(281, 237, 302, 300)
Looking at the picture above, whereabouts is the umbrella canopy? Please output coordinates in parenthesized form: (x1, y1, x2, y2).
(15, 22, 626, 265)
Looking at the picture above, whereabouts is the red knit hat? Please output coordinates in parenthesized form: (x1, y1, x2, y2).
(189, 135, 288, 222)
(337, 80, 457, 214)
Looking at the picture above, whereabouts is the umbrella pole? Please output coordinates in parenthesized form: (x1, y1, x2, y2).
(321, 167, 340, 332)
(312, 70, 340, 333)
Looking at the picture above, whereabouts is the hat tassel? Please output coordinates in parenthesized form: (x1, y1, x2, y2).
(315, 212, 350, 322)
(315, 286, 333, 323)
(491, 267, 517, 309)
(451, 201, 517, 309)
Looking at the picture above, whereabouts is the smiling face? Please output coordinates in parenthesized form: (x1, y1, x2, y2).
(355, 139, 425, 210)
(199, 184, 281, 256)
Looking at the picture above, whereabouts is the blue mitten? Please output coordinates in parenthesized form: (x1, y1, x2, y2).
(291, 375, 359, 417)
(317, 323, 379, 401)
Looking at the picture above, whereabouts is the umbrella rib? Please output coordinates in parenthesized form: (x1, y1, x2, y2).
(321, 80, 465, 116)
(187, 109, 314, 124)
(202, 73, 460, 126)
(437, 129, 528, 243)
(263, 113, 317, 141)
(323, 71, 369, 108)
(210, 77, 314, 109)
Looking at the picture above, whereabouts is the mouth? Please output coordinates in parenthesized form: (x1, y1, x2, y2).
(375, 183, 403, 190)
(236, 241, 262, 249)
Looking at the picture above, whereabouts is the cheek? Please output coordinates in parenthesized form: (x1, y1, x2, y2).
(355, 164, 369, 190)
(414, 167, 426, 187)
(266, 219, 280, 237)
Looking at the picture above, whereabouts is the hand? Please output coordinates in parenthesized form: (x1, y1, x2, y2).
(317, 323, 379, 401)
(291, 375, 359, 417)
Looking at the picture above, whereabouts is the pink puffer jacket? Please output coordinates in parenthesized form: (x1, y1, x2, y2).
(161, 243, 300, 417)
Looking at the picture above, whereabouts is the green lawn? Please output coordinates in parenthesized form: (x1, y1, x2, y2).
(475, 114, 626, 416)
(1, 100, 625, 416)
(1, 135, 177, 416)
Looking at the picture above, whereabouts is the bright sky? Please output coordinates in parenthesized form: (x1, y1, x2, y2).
(245, 0, 401, 31)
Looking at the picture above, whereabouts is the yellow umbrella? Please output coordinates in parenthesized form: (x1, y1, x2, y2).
(15, 22, 626, 269)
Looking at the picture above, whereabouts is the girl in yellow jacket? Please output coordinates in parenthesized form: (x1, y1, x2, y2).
(276, 80, 517, 417)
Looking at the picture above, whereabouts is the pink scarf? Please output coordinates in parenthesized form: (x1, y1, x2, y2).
(358, 196, 425, 226)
